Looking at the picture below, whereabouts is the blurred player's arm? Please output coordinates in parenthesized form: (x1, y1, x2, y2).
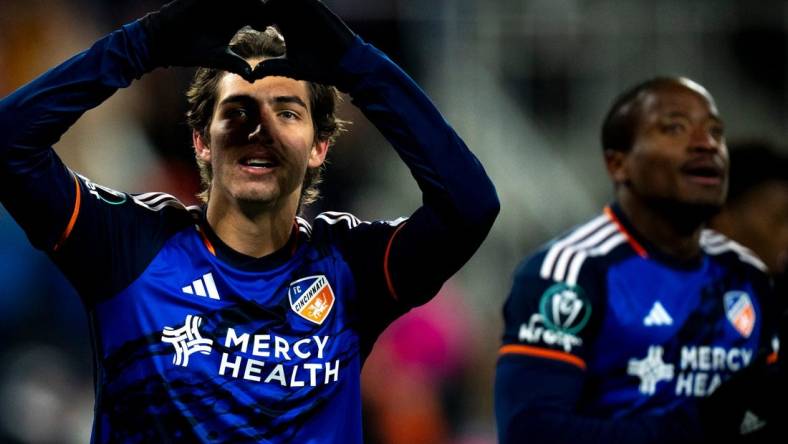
(259, 0, 500, 310)
(494, 255, 705, 444)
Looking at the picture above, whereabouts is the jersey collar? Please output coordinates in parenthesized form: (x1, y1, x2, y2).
(196, 209, 302, 271)
(607, 202, 705, 269)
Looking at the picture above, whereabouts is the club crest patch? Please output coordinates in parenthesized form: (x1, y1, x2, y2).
(288, 275, 335, 325)
(724, 290, 755, 338)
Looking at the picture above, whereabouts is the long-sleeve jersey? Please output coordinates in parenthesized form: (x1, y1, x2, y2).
(0, 21, 499, 444)
(495, 203, 776, 444)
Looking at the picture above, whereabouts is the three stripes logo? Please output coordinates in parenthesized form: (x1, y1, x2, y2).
(132, 192, 183, 212)
(643, 301, 673, 326)
(539, 214, 626, 286)
(739, 410, 767, 435)
(182, 272, 221, 300)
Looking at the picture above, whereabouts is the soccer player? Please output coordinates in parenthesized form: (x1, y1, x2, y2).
(0, 0, 499, 442)
(495, 77, 784, 443)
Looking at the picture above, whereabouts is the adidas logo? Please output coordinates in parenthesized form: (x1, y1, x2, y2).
(182, 272, 220, 300)
(643, 301, 673, 326)
(739, 410, 766, 435)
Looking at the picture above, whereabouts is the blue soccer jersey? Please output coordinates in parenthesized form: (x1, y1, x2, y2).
(495, 204, 776, 443)
(76, 195, 411, 443)
(0, 20, 499, 443)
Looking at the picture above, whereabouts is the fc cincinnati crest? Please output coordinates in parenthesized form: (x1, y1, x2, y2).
(724, 291, 756, 338)
(288, 275, 335, 325)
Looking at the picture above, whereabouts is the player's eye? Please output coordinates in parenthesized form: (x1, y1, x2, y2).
(709, 125, 724, 140)
(661, 122, 686, 135)
(279, 110, 299, 120)
(227, 108, 248, 120)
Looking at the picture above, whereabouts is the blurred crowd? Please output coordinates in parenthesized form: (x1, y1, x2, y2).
(0, 0, 786, 443)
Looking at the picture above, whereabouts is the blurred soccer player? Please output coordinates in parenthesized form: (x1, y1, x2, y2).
(0, 0, 499, 442)
(495, 77, 784, 443)
(711, 142, 788, 284)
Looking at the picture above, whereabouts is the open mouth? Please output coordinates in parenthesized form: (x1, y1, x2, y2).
(239, 156, 277, 170)
(681, 161, 725, 185)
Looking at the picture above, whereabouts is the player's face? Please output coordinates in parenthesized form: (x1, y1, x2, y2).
(196, 62, 327, 210)
(616, 82, 728, 211)
(732, 181, 788, 273)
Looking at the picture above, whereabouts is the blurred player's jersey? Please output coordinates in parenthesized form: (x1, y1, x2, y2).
(499, 203, 774, 418)
(57, 175, 408, 443)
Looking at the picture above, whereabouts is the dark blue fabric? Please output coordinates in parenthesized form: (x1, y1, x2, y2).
(496, 205, 774, 443)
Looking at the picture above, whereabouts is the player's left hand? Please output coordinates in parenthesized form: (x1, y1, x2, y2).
(251, 0, 357, 90)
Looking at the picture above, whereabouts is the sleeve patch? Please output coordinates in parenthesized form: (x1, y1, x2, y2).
(516, 283, 591, 354)
(539, 283, 592, 335)
(77, 173, 128, 205)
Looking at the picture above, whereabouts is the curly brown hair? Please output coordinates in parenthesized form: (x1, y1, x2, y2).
(186, 26, 345, 207)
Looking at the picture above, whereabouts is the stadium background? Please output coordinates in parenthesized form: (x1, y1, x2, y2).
(0, 0, 786, 442)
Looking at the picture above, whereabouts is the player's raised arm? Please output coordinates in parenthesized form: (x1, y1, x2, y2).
(257, 0, 501, 307)
(0, 0, 264, 250)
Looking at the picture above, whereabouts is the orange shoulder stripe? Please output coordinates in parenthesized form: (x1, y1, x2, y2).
(53, 173, 82, 252)
(195, 224, 216, 256)
(499, 344, 587, 370)
(383, 222, 407, 302)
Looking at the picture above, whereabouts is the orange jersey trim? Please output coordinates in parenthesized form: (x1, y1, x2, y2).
(53, 173, 82, 252)
(604, 206, 648, 258)
(196, 224, 216, 256)
(499, 344, 587, 370)
(383, 222, 407, 302)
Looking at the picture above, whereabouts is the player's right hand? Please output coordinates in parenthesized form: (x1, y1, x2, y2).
(138, 0, 267, 81)
(251, 0, 357, 91)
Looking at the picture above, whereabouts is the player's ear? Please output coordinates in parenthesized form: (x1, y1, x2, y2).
(308, 139, 329, 168)
(604, 149, 629, 184)
(193, 129, 211, 163)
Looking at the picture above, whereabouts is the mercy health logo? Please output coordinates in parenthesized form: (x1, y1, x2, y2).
(161, 315, 339, 388)
(627, 346, 674, 395)
(627, 344, 754, 397)
(288, 275, 335, 325)
(161, 315, 213, 366)
(724, 291, 755, 338)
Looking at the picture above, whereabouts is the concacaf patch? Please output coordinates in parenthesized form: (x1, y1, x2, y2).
(539, 283, 592, 335)
(288, 275, 335, 325)
(724, 290, 755, 338)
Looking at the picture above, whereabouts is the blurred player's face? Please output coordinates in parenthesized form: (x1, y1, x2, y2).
(194, 62, 327, 211)
(610, 82, 728, 215)
(728, 182, 788, 274)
